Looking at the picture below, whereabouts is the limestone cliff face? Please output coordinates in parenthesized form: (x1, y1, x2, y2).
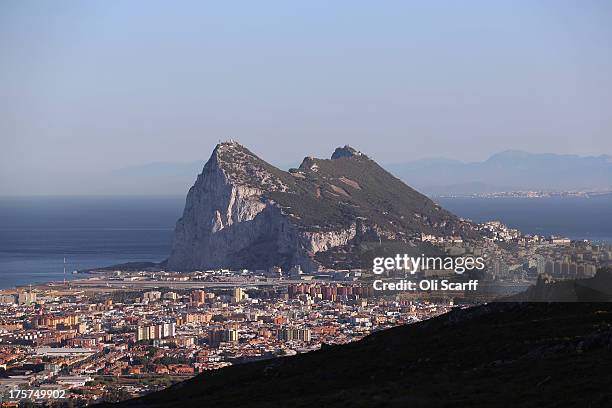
(168, 142, 350, 272)
(168, 141, 476, 272)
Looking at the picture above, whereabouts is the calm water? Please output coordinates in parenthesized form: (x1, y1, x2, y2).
(437, 196, 612, 243)
(0, 196, 183, 288)
(0, 195, 610, 289)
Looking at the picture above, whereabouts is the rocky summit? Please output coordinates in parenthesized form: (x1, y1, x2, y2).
(167, 141, 475, 272)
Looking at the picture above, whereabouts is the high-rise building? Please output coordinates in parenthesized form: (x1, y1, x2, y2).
(545, 261, 554, 275)
(192, 290, 206, 305)
(561, 262, 570, 277)
(569, 263, 577, 277)
(18, 291, 37, 305)
(277, 327, 311, 342)
(491, 260, 509, 279)
(163, 292, 179, 301)
(265, 266, 283, 278)
(0, 294, 16, 304)
(233, 287, 246, 303)
(534, 255, 546, 275)
(208, 329, 224, 348)
(143, 291, 162, 302)
(136, 322, 176, 341)
(585, 264, 597, 278)
(184, 312, 212, 324)
(208, 328, 239, 347)
(225, 328, 238, 343)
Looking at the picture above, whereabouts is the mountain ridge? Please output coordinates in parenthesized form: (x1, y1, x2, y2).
(388, 150, 612, 195)
(167, 142, 475, 272)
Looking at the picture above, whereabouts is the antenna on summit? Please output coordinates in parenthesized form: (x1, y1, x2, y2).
(63, 257, 66, 285)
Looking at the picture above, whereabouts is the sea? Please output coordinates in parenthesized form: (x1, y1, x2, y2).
(0, 196, 184, 289)
(436, 196, 612, 243)
(0, 195, 611, 289)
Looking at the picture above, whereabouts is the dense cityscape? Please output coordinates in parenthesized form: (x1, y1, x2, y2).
(3, 2, 610, 405)
(1, 218, 610, 406)
(0, 278, 454, 406)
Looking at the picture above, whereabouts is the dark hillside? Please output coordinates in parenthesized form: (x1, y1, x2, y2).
(103, 302, 612, 408)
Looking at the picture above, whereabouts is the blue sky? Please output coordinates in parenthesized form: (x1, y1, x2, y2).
(1, 1, 611, 194)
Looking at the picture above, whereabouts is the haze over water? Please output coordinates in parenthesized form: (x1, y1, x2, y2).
(0, 195, 610, 289)
(0, 196, 182, 288)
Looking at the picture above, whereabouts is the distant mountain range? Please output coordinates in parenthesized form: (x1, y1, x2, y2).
(387, 150, 612, 195)
(112, 151, 612, 196)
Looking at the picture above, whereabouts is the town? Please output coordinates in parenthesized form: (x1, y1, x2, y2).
(0, 275, 457, 406)
(1, 219, 610, 406)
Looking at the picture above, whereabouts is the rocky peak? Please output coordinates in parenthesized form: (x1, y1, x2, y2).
(298, 156, 319, 172)
(210, 140, 252, 166)
(208, 140, 290, 192)
(168, 142, 478, 272)
(331, 145, 362, 160)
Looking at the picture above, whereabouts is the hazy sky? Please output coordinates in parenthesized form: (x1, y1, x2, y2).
(1, 1, 611, 195)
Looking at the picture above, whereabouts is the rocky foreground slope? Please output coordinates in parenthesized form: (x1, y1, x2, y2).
(167, 142, 475, 272)
(104, 302, 612, 408)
